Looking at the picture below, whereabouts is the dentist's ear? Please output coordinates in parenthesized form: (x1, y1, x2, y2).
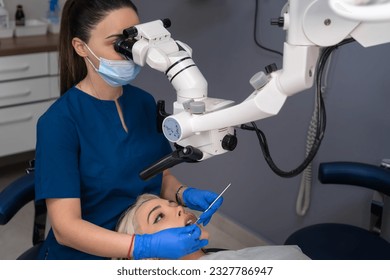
(72, 37, 88, 58)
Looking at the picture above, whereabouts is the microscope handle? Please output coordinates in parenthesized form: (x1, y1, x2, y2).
(139, 146, 203, 180)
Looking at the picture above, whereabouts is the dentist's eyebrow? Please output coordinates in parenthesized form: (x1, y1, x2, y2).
(147, 205, 162, 224)
(105, 33, 123, 39)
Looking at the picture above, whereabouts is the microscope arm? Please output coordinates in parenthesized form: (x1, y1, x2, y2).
(166, 43, 320, 140)
(116, 1, 390, 179)
(329, 0, 390, 21)
(158, 0, 390, 148)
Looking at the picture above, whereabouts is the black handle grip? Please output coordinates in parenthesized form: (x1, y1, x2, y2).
(140, 146, 203, 180)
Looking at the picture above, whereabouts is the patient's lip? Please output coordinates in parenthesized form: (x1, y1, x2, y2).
(185, 212, 197, 226)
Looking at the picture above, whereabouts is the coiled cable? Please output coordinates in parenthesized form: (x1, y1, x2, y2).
(241, 39, 355, 181)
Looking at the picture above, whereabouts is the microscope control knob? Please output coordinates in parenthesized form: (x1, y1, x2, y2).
(270, 17, 285, 27)
(250, 71, 268, 90)
(162, 18, 171, 28)
(222, 134, 238, 151)
(265, 63, 278, 74)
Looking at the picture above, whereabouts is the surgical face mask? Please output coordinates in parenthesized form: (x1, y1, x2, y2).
(84, 43, 141, 87)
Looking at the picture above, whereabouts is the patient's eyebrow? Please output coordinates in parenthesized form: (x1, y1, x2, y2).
(147, 205, 161, 224)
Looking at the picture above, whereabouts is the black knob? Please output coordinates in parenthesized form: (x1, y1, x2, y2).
(222, 134, 238, 151)
(271, 17, 284, 27)
(162, 18, 171, 28)
(265, 63, 278, 74)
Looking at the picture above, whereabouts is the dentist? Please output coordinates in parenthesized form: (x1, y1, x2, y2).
(34, 0, 222, 260)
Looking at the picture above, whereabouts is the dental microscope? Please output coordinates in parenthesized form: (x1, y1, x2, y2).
(113, 0, 390, 180)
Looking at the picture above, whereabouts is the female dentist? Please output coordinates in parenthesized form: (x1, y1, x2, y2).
(34, 0, 222, 260)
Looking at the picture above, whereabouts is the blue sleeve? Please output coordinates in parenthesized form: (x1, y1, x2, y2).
(35, 110, 81, 202)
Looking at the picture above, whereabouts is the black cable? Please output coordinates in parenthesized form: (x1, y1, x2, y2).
(241, 38, 355, 178)
(254, 0, 283, 57)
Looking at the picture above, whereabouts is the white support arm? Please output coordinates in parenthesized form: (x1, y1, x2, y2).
(123, 0, 390, 163)
(167, 43, 320, 140)
(329, 0, 390, 21)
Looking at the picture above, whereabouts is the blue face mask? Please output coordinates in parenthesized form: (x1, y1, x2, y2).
(84, 43, 141, 87)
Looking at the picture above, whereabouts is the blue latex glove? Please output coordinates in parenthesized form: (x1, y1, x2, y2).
(132, 224, 208, 260)
(182, 187, 223, 226)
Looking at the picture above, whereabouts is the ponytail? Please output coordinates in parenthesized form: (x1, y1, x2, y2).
(59, 0, 86, 95)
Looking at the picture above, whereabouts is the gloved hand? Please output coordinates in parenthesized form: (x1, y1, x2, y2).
(182, 187, 223, 226)
(132, 224, 208, 260)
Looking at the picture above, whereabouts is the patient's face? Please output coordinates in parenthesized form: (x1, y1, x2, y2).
(134, 198, 209, 240)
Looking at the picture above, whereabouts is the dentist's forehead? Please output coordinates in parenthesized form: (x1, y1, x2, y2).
(91, 8, 139, 40)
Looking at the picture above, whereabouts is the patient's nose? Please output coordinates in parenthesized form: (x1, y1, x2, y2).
(176, 205, 185, 217)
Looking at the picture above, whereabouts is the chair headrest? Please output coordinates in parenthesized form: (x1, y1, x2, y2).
(319, 162, 390, 196)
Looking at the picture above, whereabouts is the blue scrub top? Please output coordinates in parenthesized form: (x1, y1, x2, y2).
(34, 85, 172, 259)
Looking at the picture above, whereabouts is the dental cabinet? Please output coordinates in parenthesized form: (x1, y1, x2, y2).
(0, 34, 59, 157)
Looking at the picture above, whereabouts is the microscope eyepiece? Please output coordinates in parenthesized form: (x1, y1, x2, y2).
(115, 19, 173, 61)
(114, 35, 136, 60)
(123, 26, 138, 38)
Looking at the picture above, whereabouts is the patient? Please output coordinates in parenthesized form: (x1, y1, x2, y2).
(116, 194, 310, 260)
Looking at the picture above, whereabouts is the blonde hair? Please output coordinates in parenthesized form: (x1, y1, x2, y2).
(116, 193, 160, 235)
(114, 194, 159, 260)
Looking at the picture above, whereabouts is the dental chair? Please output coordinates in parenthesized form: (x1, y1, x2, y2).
(0, 163, 46, 260)
(285, 161, 390, 260)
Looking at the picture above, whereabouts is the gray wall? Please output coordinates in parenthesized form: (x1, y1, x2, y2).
(132, 0, 390, 245)
(6, 0, 389, 245)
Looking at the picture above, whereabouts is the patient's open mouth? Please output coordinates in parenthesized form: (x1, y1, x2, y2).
(185, 212, 197, 226)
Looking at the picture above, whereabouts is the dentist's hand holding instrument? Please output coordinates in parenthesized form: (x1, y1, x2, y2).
(197, 182, 231, 221)
(182, 183, 231, 226)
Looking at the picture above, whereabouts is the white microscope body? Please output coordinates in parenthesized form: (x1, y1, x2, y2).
(329, 0, 390, 21)
(121, 0, 390, 177)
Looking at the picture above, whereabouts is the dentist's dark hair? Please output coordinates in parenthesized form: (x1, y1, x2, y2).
(59, 0, 138, 95)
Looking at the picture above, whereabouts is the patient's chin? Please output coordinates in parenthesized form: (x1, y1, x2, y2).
(199, 226, 209, 240)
